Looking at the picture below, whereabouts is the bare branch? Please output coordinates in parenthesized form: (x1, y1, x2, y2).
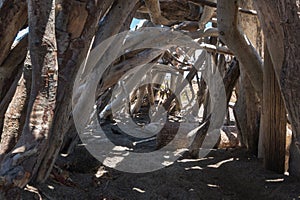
(200, 43, 234, 55)
(199, 3, 216, 30)
(0, 0, 27, 66)
(144, 0, 170, 25)
(188, 0, 257, 15)
(217, 0, 263, 95)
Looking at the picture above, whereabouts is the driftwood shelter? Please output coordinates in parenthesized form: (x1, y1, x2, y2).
(0, 0, 299, 198)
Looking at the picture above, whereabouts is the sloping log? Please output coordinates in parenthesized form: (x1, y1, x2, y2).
(217, 0, 263, 96)
(35, 0, 117, 183)
(254, 0, 300, 178)
(262, 43, 286, 174)
(144, 0, 170, 25)
(0, 36, 28, 137)
(0, 35, 28, 102)
(198, 1, 216, 29)
(97, 49, 163, 97)
(189, 117, 211, 158)
(188, 0, 258, 15)
(0, 0, 57, 188)
(223, 59, 240, 104)
(234, 72, 261, 155)
(232, 0, 262, 156)
(93, 0, 139, 47)
(136, 0, 201, 22)
(131, 85, 147, 114)
(189, 58, 240, 157)
(0, 66, 32, 160)
(0, 0, 27, 66)
(59, 0, 140, 155)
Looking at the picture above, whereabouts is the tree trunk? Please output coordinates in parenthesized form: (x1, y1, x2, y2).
(0, 65, 32, 160)
(223, 0, 262, 156)
(261, 43, 287, 174)
(0, 0, 27, 67)
(217, 0, 263, 96)
(35, 0, 114, 183)
(0, 36, 28, 137)
(254, 0, 300, 178)
(0, 0, 57, 188)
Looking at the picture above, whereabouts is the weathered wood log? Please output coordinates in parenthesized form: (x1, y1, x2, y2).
(223, 59, 240, 107)
(136, 0, 201, 22)
(0, 35, 28, 102)
(189, 117, 211, 158)
(198, 1, 216, 29)
(144, 0, 170, 25)
(188, 57, 240, 156)
(217, 0, 263, 96)
(59, 0, 140, 156)
(0, 0, 57, 188)
(0, 64, 31, 160)
(131, 85, 147, 114)
(36, 0, 117, 183)
(93, 0, 139, 48)
(232, 0, 262, 156)
(0, 36, 28, 138)
(0, 0, 27, 67)
(261, 43, 286, 174)
(254, 0, 300, 178)
(187, 0, 258, 15)
(97, 49, 163, 97)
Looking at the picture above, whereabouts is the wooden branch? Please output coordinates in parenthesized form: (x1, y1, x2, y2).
(144, 0, 170, 25)
(198, 2, 216, 30)
(97, 49, 164, 97)
(188, 0, 258, 15)
(189, 116, 211, 158)
(0, 0, 27, 66)
(0, 35, 28, 102)
(93, 0, 139, 47)
(0, 69, 31, 159)
(200, 43, 233, 55)
(181, 27, 219, 39)
(175, 21, 199, 32)
(189, 57, 240, 157)
(37, 0, 115, 183)
(163, 51, 206, 109)
(136, 1, 201, 23)
(0, 0, 57, 188)
(262, 43, 286, 174)
(131, 85, 147, 114)
(223, 58, 240, 104)
(188, 0, 217, 8)
(218, 0, 263, 95)
(0, 65, 23, 139)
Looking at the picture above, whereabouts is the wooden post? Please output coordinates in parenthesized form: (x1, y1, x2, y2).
(262, 44, 286, 173)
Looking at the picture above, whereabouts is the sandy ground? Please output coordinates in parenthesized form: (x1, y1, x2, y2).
(2, 112, 299, 200)
(6, 144, 298, 200)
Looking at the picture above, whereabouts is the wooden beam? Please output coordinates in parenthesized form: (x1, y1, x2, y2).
(188, 0, 257, 15)
(262, 43, 286, 174)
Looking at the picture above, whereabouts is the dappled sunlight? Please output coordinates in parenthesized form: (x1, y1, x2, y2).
(207, 158, 235, 169)
(132, 187, 146, 193)
(184, 166, 203, 170)
(265, 178, 284, 183)
(207, 184, 219, 188)
(178, 156, 214, 163)
(47, 185, 55, 190)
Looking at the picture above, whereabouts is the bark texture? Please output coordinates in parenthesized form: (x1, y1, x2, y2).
(254, 0, 300, 178)
(0, 0, 27, 67)
(0, 0, 57, 187)
(217, 0, 263, 95)
(262, 44, 286, 174)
